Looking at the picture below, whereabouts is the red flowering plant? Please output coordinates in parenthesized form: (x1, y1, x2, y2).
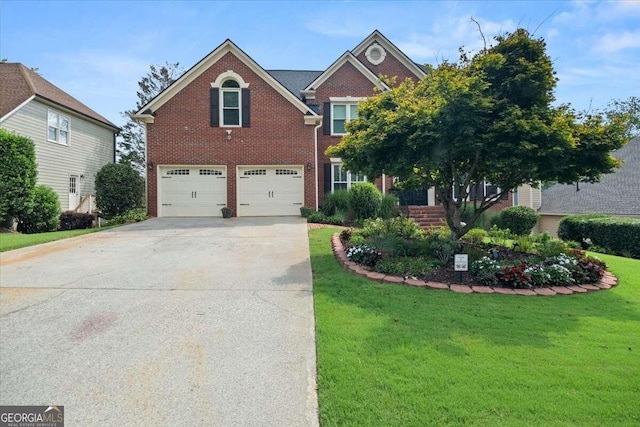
(495, 262, 533, 289)
(572, 255, 607, 283)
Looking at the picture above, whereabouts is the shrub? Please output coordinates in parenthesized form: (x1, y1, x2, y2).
(496, 263, 533, 288)
(537, 238, 569, 258)
(349, 234, 366, 246)
(471, 256, 500, 285)
(95, 163, 144, 219)
(349, 182, 382, 221)
(524, 264, 551, 287)
(368, 235, 412, 258)
(321, 190, 351, 216)
(339, 228, 352, 243)
(499, 206, 539, 236)
(0, 129, 37, 222)
(300, 206, 314, 218)
(433, 239, 458, 266)
(542, 264, 574, 286)
(374, 257, 435, 277)
(361, 217, 424, 240)
(488, 225, 514, 246)
(16, 185, 60, 234)
(106, 208, 148, 225)
(306, 211, 345, 226)
(513, 235, 536, 253)
(378, 194, 399, 219)
(59, 211, 94, 230)
(572, 255, 606, 283)
(558, 214, 640, 259)
(558, 214, 609, 243)
(461, 228, 488, 244)
(346, 244, 382, 267)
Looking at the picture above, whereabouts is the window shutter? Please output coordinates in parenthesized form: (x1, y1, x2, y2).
(323, 163, 332, 194)
(210, 88, 219, 127)
(242, 88, 250, 128)
(469, 184, 479, 201)
(323, 102, 331, 135)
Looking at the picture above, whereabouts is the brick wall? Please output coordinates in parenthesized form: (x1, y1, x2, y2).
(355, 45, 420, 84)
(146, 52, 316, 217)
(315, 54, 416, 206)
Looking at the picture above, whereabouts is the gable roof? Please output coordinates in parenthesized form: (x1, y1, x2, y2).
(0, 63, 118, 130)
(267, 70, 322, 99)
(352, 30, 427, 80)
(539, 137, 640, 216)
(303, 51, 390, 92)
(133, 39, 318, 122)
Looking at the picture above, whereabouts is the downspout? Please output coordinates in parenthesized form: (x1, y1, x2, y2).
(113, 131, 118, 163)
(143, 122, 149, 214)
(314, 120, 322, 211)
(382, 173, 386, 195)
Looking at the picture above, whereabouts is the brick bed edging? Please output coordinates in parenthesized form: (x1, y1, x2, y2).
(330, 233, 619, 296)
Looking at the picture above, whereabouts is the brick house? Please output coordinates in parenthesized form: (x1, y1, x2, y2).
(133, 30, 538, 219)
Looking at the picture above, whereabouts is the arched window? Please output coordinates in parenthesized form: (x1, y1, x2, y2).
(210, 71, 250, 128)
(221, 79, 241, 126)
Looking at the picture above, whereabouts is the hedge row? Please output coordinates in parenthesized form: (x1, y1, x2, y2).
(59, 211, 95, 230)
(558, 214, 640, 259)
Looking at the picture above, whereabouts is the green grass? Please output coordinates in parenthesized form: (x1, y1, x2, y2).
(0, 226, 117, 252)
(311, 228, 640, 426)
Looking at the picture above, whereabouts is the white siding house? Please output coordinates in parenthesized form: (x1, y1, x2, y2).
(0, 63, 118, 212)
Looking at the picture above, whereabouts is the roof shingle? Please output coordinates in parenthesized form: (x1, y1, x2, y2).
(0, 63, 117, 129)
(539, 137, 640, 216)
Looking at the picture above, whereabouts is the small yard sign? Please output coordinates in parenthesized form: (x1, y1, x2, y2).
(454, 254, 469, 272)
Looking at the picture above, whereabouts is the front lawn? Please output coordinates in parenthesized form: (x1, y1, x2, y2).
(0, 227, 115, 252)
(311, 228, 640, 426)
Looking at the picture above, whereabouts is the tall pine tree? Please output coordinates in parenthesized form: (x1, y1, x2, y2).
(117, 63, 183, 174)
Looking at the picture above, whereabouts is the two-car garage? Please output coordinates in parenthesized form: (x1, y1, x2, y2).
(158, 165, 304, 217)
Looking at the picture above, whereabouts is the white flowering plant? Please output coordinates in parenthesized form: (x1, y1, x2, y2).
(347, 244, 382, 267)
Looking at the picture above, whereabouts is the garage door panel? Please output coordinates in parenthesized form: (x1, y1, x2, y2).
(237, 167, 304, 217)
(159, 167, 227, 217)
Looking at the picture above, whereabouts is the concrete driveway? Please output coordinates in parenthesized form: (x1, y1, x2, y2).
(0, 217, 318, 426)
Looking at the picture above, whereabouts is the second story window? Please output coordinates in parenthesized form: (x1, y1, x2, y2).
(47, 110, 69, 144)
(210, 71, 250, 128)
(332, 103, 358, 135)
(221, 80, 241, 126)
(323, 98, 365, 136)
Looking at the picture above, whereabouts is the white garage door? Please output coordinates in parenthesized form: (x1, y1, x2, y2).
(237, 166, 304, 216)
(159, 166, 227, 217)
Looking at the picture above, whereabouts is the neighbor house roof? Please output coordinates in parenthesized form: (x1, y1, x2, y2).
(539, 136, 640, 216)
(0, 62, 118, 129)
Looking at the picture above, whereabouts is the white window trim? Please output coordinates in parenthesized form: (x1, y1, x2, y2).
(211, 70, 249, 128)
(331, 102, 360, 136)
(452, 180, 501, 201)
(47, 109, 70, 145)
(330, 161, 367, 192)
(365, 42, 387, 65)
(221, 84, 241, 127)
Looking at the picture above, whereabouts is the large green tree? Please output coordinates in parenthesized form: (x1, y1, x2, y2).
(118, 62, 183, 173)
(604, 96, 639, 137)
(0, 129, 37, 224)
(327, 29, 628, 239)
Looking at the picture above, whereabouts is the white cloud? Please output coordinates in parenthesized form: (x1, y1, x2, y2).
(396, 15, 517, 64)
(593, 29, 640, 53)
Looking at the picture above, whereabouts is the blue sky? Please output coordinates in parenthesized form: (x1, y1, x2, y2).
(1, 0, 639, 126)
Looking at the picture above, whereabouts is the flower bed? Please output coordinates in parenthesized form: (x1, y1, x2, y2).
(333, 219, 617, 295)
